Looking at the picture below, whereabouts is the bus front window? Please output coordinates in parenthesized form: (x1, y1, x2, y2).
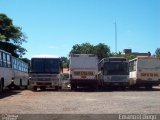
(103, 62, 129, 75)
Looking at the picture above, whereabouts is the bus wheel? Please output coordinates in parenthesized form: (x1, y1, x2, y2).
(40, 86, 46, 91)
(24, 85, 28, 89)
(0, 80, 3, 92)
(95, 84, 99, 91)
(71, 84, 77, 91)
(33, 86, 37, 91)
(145, 85, 152, 90)
(121, 86, 126, 91)
(59, 86, 62, 90)
(55, 86, 59, 91)
(14, 85, 20, 90)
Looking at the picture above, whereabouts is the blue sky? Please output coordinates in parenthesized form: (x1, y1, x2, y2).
(0, 0, 160, 59)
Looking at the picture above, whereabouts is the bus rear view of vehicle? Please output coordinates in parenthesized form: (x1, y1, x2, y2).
(69, 54, 99, 90)
(29, 57, 63, 91)
(129, 57, 160, 89)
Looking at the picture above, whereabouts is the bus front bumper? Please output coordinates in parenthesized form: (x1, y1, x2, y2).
(30, 80, 59, 87)
(103, 82, 128, 87)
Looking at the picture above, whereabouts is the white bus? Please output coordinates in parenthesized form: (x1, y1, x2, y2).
(98, 57, 129, 89)
(129, 57, 160, 89)
(12, 57, 29, 89)
(69, 54, 99, 90)
(0, 49, 29, 92)
(29, 56, 63, 91)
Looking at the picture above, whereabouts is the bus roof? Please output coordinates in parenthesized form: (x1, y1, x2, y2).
(101, 57, 127, 62)
(31, 54, 59, 59)
(129, 56, 158, 62)
(70, 54, 97, 57)
(0, 49, 11, 55)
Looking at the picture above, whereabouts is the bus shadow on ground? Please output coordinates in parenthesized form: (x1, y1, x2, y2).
(28, 86, 160, 92)
(0, 90, 21, 99)
(100, 86, 160, 92)
(127, 87, 160, 92)
(66, 86, 160, 92)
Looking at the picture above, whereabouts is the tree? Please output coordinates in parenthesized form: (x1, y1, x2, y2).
(69, 43, 94, 55)
(69, 42, 111, 60)
(0, 13, 27, 57)
(60, 57, 69, 68)
(111, 52, 137, 60)
(20, 58, 30, 64)
(111, 52, 123, 57)
(94, 43, 110, 60)
(155, 48, 160, 58)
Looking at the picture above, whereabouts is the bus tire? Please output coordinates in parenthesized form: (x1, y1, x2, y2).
(59, 86, 62, 90)
(145, 85, 152, 90)
(0, 78, 4, 92)
(121, 86, 126, 91)
(33, 86, 37, 91)
(40, 86, 46, 91)
(95, 84, 99, 91)
(71, 84, 77, 91)
(20, 79, 22, 87)
(55, 86, 59, 91)
(0, 80, 3, 92)
(24, 85, 28, 89)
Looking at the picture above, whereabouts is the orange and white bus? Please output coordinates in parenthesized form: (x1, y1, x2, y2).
(69, 54, 99, 90)
(129, 57, 160, 89)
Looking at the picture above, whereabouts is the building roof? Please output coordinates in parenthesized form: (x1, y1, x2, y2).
(63, 68, 69, 74)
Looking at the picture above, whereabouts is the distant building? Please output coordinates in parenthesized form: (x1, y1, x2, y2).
(63, 68, 69, 80)
(123, 49, 151, 57)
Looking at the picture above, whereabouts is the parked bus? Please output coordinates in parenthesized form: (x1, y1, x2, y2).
(29, 56, 63, 91)
(98, 57, 129, 89)
(0, 49, 29, 92)
(129, 57, 160, 89)
(12, 57, 29, 89)
(69, 54, 99, 90)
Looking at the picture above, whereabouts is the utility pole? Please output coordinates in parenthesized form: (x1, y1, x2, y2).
(114, 21, 117, 53)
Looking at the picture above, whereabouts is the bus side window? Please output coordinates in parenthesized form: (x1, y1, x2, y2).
(129, 60, 137, 72)
(13, 58, 17, 70)
(6, 54, 11, 68)
(0, 52, 2, 67)
(2, 53, 7, 67)
(129, 62, 132, 72)
(133, 60, 136, 71)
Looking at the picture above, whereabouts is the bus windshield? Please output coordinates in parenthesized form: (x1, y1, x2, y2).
(31, 59, 60, 74)
(103, 62, 129, 75)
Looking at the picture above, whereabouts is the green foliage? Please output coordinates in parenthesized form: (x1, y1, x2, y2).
(60, 56, 69, 68)
(94, 43, 110, 60)
(0, 13, 27, 57)
(70, 43, 94, 54)
(125, 54, 137, 60)
(111, 52, 137, 60)
(69, 42, 110, 60)
(155, 48, 160, 58)
(111, 52, 123, 57)
(20, 58, 30, 64)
